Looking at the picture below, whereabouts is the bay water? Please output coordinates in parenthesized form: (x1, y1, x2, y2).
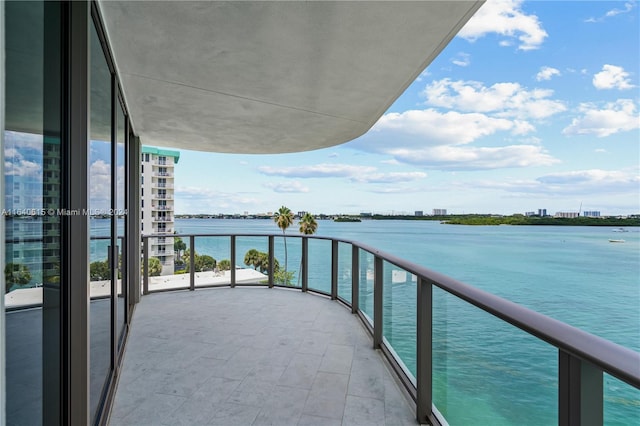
(170, 218, 639, 425)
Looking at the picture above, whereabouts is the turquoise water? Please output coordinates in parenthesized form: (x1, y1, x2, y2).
(173, 218, 639, 425)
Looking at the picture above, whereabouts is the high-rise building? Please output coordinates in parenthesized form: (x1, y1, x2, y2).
(415, 210, 424, 216)
(538, 209, 547, 217)
(433, 209, 447, 216)
(140, 146, 180, 275)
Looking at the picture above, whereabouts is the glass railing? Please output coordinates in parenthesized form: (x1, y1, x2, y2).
(141, 233, 640, 425)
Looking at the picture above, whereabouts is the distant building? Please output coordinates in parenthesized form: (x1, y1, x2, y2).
(583, 211, 601, 217)
(415, 210, 424, 217)
(297, 211, 307, 218)
(433, 209, 447, 216)
(525, 211, 536, 217)
(141, 146, 180, 275)
(360, 212, 372, 217)
(555, 211, 579, 218)
(538, 209, 547, 217)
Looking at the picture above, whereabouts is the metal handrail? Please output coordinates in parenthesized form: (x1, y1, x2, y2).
(141, 232, 640, 425)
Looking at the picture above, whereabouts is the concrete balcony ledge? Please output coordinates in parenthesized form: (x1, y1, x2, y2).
(109, 288, 416, 425)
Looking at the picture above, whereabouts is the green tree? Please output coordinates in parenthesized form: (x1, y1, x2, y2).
(197, 254, 217, 271)
(274, 206, 294, 271)
(5, 263, 32, 293)
(299, 212, 318, 235)
(148, 257, 162, 276)
(90, 260, 110, 282)
(218, 259, 231, 271)
(244, 248, 261, 270)
(297, 212, 318, 286)
(174, 237, 186, 259)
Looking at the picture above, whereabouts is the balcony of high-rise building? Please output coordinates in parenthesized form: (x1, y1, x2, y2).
(2, 1, 638, 425)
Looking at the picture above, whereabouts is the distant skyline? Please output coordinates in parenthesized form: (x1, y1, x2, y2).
(157, 1, 638, 216)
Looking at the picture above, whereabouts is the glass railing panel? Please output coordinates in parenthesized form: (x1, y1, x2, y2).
(193, 236, 231, 287)
(382, 260, 417, 378)
(358, 250, 375, 323)
(337, 242, 352, 303)
(147, 235, 188, 292)
(604, 374, 640, 424)
(274, 235, 301, 287)
(235, 236, 270, 285)
(432, 286, 557, 425)
(307, 238, 332, 293)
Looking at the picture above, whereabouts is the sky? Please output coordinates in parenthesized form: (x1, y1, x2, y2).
(167, 0, 639, 216)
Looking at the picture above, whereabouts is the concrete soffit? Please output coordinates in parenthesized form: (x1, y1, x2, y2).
(98, 1, 484, 154)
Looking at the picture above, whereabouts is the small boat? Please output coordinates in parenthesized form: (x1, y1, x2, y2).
(609, 239, 625, 243)
(612, 228, 629, 233)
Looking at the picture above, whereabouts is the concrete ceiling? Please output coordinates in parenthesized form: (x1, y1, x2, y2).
(99, 1, 483, 154)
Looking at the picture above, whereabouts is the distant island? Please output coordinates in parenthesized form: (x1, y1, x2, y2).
(334, 216, 362, 223)
(370, 214, 640, 226)
(173, 213, 639, 226)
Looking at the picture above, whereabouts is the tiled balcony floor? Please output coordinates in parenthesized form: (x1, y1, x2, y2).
(109, 287, 417, 426)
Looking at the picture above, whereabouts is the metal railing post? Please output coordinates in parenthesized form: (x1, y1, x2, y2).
(373, 255, 383, 348)
(189, 235, 195, 291)
(302, 237, 308, 292)
(331, 240, 338, 300)
(268, 235, 274, 288)
(142, 236, 149, 295)
(230, 235, 236, 287)
(351, 245, 359, 314)
(559, 350, 603, 426)
(416, 277, 433, 424)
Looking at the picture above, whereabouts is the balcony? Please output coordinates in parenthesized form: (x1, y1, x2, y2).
(110, 287, 415, 425)
(153, 159, 173, 167)
(152, 228, 174, 235)
(153, 216, 173, 223)
(150, 248, 174, 257)
(153, 182, 174, 189)
(155, 194, 173, 200)
(133, 233, 640, 425)
(154, 171, 172, 177)
(151, 204, 172, 211)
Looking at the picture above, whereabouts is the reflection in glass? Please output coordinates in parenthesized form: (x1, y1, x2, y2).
(307, 239, 331, 293)
(89, 20, 113, 423)
(337, 242, 352, 302)
(4, 1, 61, 423)
(382, 261, 416, 376)
(117, 101, 126, 348)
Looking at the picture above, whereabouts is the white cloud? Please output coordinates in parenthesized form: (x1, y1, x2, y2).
(594, 148, 607, 153)
(352, 172, 427, 184)
(373, 109, 521, 146)
(452, 52, 471, 67)
(4, 160, 41, 177)
(264, 181, 310, 193)
(536, 66, 561, 81)
(90, 160, 111, 210)
(423, 78, 566, 119)
(586, 2, 636, 22)
(258, 163, 376, 178)
(562, 99, 639, 137)
(593, 65, 635, 90)
(387, 144, 558, 170)
(458, 0, 548, 50)
(463, 169, 640, 196)
(175, 186, 261, 214)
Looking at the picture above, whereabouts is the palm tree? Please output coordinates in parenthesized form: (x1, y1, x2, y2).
(298, 213, 318, 286)
(273, 206, 294, 271)
(244, 249, 261, 270)
(299, 212, 318, 235)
